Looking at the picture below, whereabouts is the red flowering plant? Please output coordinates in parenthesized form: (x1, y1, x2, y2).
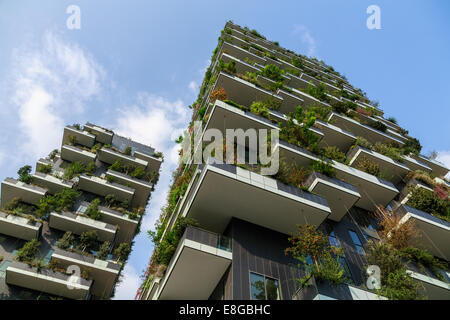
(209, 87, 227, 103)
(285, 224, 345, 287)
(434, 185, 448, 200)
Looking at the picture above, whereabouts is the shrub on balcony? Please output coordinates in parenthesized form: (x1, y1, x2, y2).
(407, 187, 449, 222)
(330, 99, 357, 115)
(372, 142, 404, 163)
(217, 60, 236, 74)
(36, 164, 52, 174)
(64, 161, 86, 180)
(274, 160, 311, 189)
(79, 230, 99, 252)
(306, 83, 330, 103)
(130, 166, 146, 180)
(323, 146, 346, 163)
(36, 188, 81, 217)
(114, 243, 131, 262)
(250, 29, 265, 39)
(209, 87, 227, 103)
(387, 117, 397, 124)
(400, 247, 449, 281)
(260, 64, 283, 82)
(312, 159, 336, 178)
(18, 165, 33, 184)
(250, 101, 270, 119)
(403, 137, 422, 155)
(97, 241, 111, 260)
(368, 121, 387, 132)
(16, 239, 40, 263)
(124, 146, 132, 156)
(282, 67, 300, 77)
(57, 231, 75, 250)
(291, 57, 303, 69)
(48, 149, 58, 160)
(86, 198, 102, 220)
(356, 157, 381, 177)
(85, 162, 96, 175)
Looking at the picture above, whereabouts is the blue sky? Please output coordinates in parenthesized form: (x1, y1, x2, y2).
(0, 0, 449, 299)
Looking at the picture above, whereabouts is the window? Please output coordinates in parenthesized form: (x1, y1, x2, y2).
(348, 230, 365, 255)
(250, 272, 281, 300)
(328, 231, 340, 247)
(339, 256, 354, 284)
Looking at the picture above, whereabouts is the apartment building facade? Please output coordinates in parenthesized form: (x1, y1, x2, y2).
(137, 21, 450, 300)
(0, 123, 162, 300)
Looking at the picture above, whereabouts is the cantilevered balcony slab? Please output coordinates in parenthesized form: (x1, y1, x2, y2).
(221, 42, 266, 65)
(332, 161, 399, 211)
(402, 155, 432, 173)
(328, 112, 405, 147)
(214, 72, 283, 110)
(315, 119, 356, 152)
(410, 154, 450, 178)
(373, 115, 403, 132)
(180, 162, 331, 235)
(77, 174, 135, 203)
(84, 123, 114, 145)
(154, 227, 232, 300)
(6, 261, 92, 300)
(220, 52, 261, 75)
(397, 205, 450, 261)
(106, 170, 152, 208)
(50, 248, 121, 299)
(276, 89, 305, 114)
(346, 146, 410, 184)
(133, 151, 163, 175)
(97, 147, 148, 169)
(290, 88, 331, 109)
(407, 269, 450, 300)
(1, 178, 47, 207)
(286, 73, 312, 91)
(305, 171, 360, 222)
(62, 125, 96, 148)
(76, 201, 139, 244)
(0, 211, 42, 240)
(49, 211, 117, 242)
(274, 140, 321, 168)
(61, 144, 96, 165)
(31, 172, 73, 194)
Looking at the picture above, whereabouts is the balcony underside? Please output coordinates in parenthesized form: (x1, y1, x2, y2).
(408, 271, 450, 300)
(315, 120, 356, 152)
(61, 145, 96, 165)
(1, 178, 47, 207)
(0, 211, 42, 241)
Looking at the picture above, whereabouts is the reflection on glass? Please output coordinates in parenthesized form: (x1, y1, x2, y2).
(265, 278, 280, 300)
(250, 273, 265, 300)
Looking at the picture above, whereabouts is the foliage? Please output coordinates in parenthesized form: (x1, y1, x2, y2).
(368, 121, 387, 132)
(312, 159, 336, 177)
(217, 59, 236, 74)
(36, 188, 81, 217)
(382, 269, 422, 300)
(387, 117, 397, 124)
(97, 241, 111, 260)
(36, 164, 52, 174)
(57, 231, 75, 250)
(18, 165, 33, 183)
(331, 99, 357, 114)
(356, 157, 380, 177)
(406, 170, 434, 188)
(16, 239, 40, 262)
(311, 251, 345, 285)
(48, 149, 59, 160)
(85, 198, 102, 220)
(323, 146, 346, 163)
(407, 187, 449, 222)
(64, 161, 86, 180)
(79, 230, 98, 252)
(374, 206, 420, 250)
(306, 83, 330, 103)
(403, 137, 422, 155)
(250, 101, 270, 119)
(124, 146, 132, 155)
(114, 243, 131, 262)
(274, 160, 311, 189)
(291, 57, 303, 69)
(260, 64, 283, 82)
(209, 87, 227, 103)
(372, 142, 404, 163)
(85, 162, 96, 174)
(250, 29, 265, 39)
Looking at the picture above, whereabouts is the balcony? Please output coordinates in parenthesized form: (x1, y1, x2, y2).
(213, 72, 283, 111)
(84, 123, 114, 145)
(178, 161, 330, 235)
(31, 172, 74, 194)
(152, 226, 232, 300)
(220, 52, 261, 75)
(273, 141, 399, 212)
(406, 267, 450, 300)
(60, 144, 97, 165)
(77, 174, 135, 203)
(402, 155, 432, 173)
(393, 178, 434, 210)
(328, 112, 405, 147)
(410, 154, 450, 177)
(133, 151, 163, 175)
(293, 276, 386, 300)
(397, 205, 450, 260)
(305, 171, 360, 222)
(346, 146, 410, 184)
(50, 248, 121, 299)
(315, 119, 357, 152)
(76, 201, 138, 244)
(5, 261, 92, 300)
(220, 42, 266, 66)
(62, 125, 96, 148)
(1, 178, 47, 207)
(97, 147, 148, 169)
(106, 169, 153, 208)
(49, 211, 117, 242)
(290, 88, 332, 110)
(276, 88, 306, 114)
(0, 211, 42, 240)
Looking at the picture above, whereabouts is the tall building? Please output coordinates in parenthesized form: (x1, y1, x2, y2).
(137, 21, 450, 300)
(0, 123, 162, 300)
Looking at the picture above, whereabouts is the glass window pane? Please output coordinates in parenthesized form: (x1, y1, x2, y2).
(328, 235, 340, 247)
(265, 278, 280, 300)
(250, 273, 266, 300)
(348, 230, 362, 246)
(355, 245, 365, 255)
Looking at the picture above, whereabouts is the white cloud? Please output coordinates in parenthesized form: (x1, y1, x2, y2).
(9, 30, 104, 159)
(112, 264, 141, 300)
(293, 25, 317, 57)
(188, 80, 198, 93)
(436, 151, 450, 179)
